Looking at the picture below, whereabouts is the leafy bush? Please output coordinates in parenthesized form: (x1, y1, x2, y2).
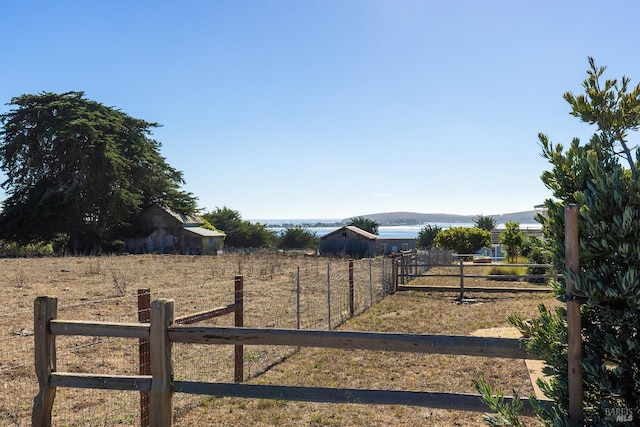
(499, 222, 524, 263)
(522, 236, 552, 283)
(0, 240, 54, 257)
(433, 227, 490, 255)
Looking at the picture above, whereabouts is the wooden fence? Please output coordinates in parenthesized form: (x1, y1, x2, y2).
(32, 208, 586, 425)
(32, 294, 546, 426)
(136, 275, 243, 427)
(395, 256, 556, 299)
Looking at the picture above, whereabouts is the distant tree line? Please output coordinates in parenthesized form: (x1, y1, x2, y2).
(201, 207, 320, 250)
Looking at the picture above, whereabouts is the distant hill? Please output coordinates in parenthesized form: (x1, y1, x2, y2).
(345, 210, 540, 226)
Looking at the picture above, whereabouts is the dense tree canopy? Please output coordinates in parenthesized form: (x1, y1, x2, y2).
(432, 226, 490, 255)
(416, 224, 441, 249)
(0, 91, 196, 253)
(201, 206, 276, 248)
(347, 216, 379, 235)
(278, 226, 319, 249)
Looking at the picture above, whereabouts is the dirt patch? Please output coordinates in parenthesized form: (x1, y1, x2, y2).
(470, 326, 523, 338)
(471, 326, 549, 400)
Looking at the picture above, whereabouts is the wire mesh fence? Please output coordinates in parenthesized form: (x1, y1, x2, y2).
(0, 253, 395, 426)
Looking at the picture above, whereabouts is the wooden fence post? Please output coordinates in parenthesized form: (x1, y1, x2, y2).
(32, 296, 58, 427)
(327, 263, 332, 330)
(296, 267, 301, 330)
(349, 260, 355, 317)
(565, 204, 583, 423)
(137, 289, 151, 427)
(391, 257, 398, 294)
(150, 299, 174, 427)
(369, 258, 373, 306)
(234, 275, 244, 383)
(458, 260, 465, 301)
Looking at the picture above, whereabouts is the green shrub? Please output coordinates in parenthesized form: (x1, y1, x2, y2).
(0, 240, 55, 257)
(486, 265, 527, 281)
(433, 227, 490, 255)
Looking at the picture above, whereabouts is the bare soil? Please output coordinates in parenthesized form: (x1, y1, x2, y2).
(0, 254, 559, 426)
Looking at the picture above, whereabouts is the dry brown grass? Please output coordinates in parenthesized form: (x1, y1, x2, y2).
(0, 254, 559, 426)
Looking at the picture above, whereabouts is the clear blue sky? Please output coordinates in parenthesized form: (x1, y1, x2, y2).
(1, 1, 639, 220)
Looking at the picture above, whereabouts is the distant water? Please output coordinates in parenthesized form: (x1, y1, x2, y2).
(254, 220, 542, 239)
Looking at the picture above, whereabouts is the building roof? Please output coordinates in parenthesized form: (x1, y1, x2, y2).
(320, 225, 378, 241)
(155, 204, 203, 226)
(183, 227, 226, 237)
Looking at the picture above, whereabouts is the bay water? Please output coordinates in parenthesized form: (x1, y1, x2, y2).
(259, 221, 542, 239)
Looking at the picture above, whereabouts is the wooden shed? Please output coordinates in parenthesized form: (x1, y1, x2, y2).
(319, 226, 377, 258)
(123, 205, 225, 254)
(182, 226, 226, 255)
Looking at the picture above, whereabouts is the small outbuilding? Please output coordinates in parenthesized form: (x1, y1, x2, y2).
(122, 205, 225, 254)
(319, 226, 377, 258)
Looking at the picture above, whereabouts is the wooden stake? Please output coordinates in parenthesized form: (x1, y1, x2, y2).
(150, 299, 174, 427)
(234, 275, 244, 383)
(32, 296, 58, 427)
(565, 204, 583, 423)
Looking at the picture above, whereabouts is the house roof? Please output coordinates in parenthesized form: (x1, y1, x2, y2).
(155, 204, 203, 226)
(321, 225, 378, 241)
(183, 227, 226, 237)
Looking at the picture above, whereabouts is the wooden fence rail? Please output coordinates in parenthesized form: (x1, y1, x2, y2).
(33, 296, 545, 426)
(396, 259, 556, 298)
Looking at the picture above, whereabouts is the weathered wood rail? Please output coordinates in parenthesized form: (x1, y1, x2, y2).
(33, 295, 545, 426)
(395, 259, 556, 299)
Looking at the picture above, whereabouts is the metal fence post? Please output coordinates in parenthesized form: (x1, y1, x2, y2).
(137, 289, 151, 427)
(349, 260, 355, 317)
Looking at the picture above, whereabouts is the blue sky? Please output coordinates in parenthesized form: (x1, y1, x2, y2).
(1, 1, 639, 220)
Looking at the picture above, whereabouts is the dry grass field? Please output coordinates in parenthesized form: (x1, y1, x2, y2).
(0, 254, 559, 426)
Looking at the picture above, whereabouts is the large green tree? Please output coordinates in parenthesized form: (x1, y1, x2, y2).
(0, 91, 196, 253)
